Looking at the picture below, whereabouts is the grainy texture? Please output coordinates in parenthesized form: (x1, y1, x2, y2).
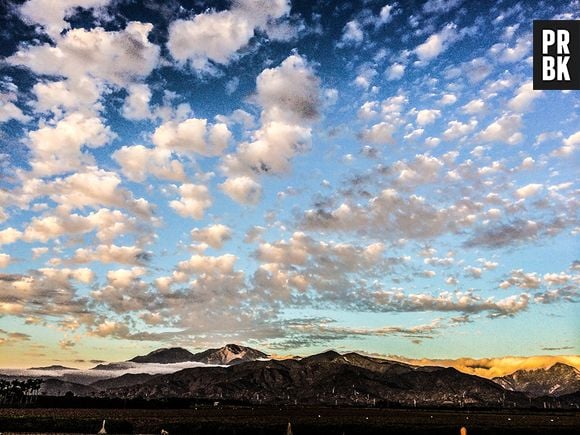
(0, 407, 578, 434)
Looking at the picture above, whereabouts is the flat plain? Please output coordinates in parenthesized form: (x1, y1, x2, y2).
(0, 407, 578, 434)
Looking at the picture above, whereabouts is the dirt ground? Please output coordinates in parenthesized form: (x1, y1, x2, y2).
(0, 406, 578, 434)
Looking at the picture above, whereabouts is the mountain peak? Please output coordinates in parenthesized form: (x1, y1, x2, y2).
(548, 362, 578, 372)
(129, 347, 195, 364)
(191, 344, 268, 365)
(493, 362, 580, 397)
(223, 343, 244, 353)
(28, 365, 79, 371)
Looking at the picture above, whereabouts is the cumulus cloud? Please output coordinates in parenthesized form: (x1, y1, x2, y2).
(32, 77, 101, 115)
(552, 131, 580, 157)
(415, 23, 459, 62)
(73, 244, 150, 265)
(220, 176, 262, 205)
(515, 183, 543, 199)
(0, 94, 30, 123)
(0, 228, 22, 246)
(0, 254, 11, 269)
(91, 320, 131, 338)
(19, 0, 111, 39)
(220, 54, 320, 203)
(303, 184, 480, 242)
(476, 114, 523, 145)
(254, 54, 320, 125)
(360, 122, 397, 144)
(386, 62, 405, 80)
(490, 35, 531, 63)
(22, 209, 136, 244)
(191, 224, 232, 249)
(122, 84, 152, 120)
(91, 267, 158, 314)
(46, 168, 154, 218)
(113, 145, 186, 182)
(443, 119, 478, 141)
(26, 112, 115, 176)
(499, 269, 542, 290)
(464, 220, 540, 248)
(416, 109, 441, 126)
(461, 99, 486, 115)
(508, 81, 542, 112)
(153, 118, 232, 157)
(0, 268, 94, 320)
(170, 184, 212, 219)
(422, 0, 464, 14)
(462, 57, 493, 83)
(167, 0, 290, 70)
(439, 94, 457, 105)
(9, 22, 160, 86)
(341, 20, 364, 44)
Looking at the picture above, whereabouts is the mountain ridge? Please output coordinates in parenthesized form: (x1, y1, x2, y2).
(492, 362, 580, 397)
(125, 343, 268, 366)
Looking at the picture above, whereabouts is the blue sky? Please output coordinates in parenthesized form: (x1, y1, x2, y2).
(0, 0, 578, 370)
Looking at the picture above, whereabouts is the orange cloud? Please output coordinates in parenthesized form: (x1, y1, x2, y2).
(387, 355, 580, 378)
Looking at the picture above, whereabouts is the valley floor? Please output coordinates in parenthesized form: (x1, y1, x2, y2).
(0, 407, 579, 434)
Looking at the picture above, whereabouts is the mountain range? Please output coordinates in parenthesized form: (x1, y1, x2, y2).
(493, 362, 580, 397)
(2, 345, 578, 407)
(128, 343, 267, 365)
(105, 350, 519, 407)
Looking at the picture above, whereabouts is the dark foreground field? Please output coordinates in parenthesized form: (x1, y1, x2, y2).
(0, 407, 578, 434)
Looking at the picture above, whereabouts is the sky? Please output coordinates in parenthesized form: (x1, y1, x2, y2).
(0, 0, 578, 371)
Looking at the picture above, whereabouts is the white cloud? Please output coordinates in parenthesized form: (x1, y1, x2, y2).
(170, 184, 212, 219)
(508, 81, 542, 112)
(191, 224, 232, 249)
(0, 228, 22, 246)
(341, 20, 364, 44)
(21, 209, 137, 245)
(113, 145, 186, 182)
(490, 35, 531, 63)
(176, 253, 238, 276)
(122, 84, 152, 120)
(415, 23, 458, 62)
(386, 63, 405, 80)
(476, 114, 523, 145)
(48, 167, 154, 218)
(425, 137, 441, 147)
(26, 112, 115, 176)
(461, 99, 486, 115)
(378, 4, 394, 24)
(73, 244, 149, 265)
(20, 0, 110, 39)
(153, 118, 232, 157)
(220, 54, 320, 204)
(416, 109, 441, 126)
(167, 0, 290, 69)
(422, 0, 463, 14)
(220, 176, 262, 205)
(0, 253, 11, 269)
(223, 121, 311, 175)
(33, 77, 101, 115)
(404, 128, 424, 141)
(360, 122, 397, 144)
(439, 94, 457, 105)
(254, 54, 321, 125)
(551, 131, 580, 157)
(515, 183, 543, 199)
(443, 119, 477, 141)
(9, 22, 160, 86)
(0, 94, 30, 123)
(462, 57, 492, 83)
